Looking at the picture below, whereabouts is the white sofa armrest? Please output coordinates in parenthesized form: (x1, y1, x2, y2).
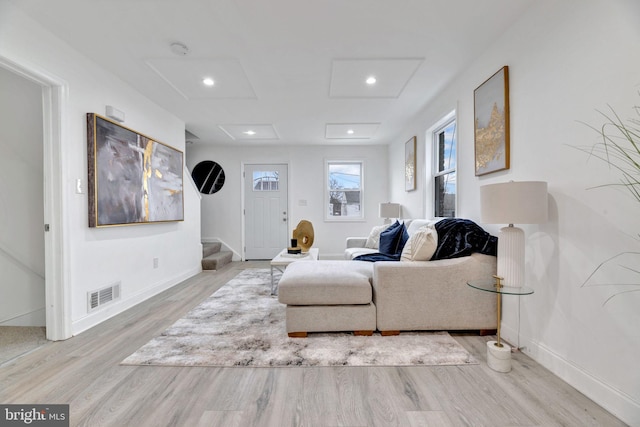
(346, 237, 367, 248)
(345, 237, 376, 260)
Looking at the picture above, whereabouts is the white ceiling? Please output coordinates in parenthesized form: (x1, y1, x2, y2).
(10, 0, 536, 146)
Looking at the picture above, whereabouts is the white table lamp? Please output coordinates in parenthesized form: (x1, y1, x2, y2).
(480, 181, 548, 288)
(379, 202, 401, 224)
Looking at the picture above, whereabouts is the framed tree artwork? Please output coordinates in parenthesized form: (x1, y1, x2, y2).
(405, 136, 417, 191)
(474, 66, 510, 176)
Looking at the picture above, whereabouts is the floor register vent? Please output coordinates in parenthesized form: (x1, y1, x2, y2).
(88, 282, 121, 312)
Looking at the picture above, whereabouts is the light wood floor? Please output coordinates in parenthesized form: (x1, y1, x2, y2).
(0, 261, 627, 427)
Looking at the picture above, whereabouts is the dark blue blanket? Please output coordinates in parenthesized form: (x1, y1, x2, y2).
(354, 252, 402, 262)
(431, 218, 497, 260)
(354, 218, 497, 262)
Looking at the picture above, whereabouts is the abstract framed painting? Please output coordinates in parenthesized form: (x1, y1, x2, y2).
(405, 136, 417, 191)
(474, 66, 510, 176)
(86, 113, 184, 227)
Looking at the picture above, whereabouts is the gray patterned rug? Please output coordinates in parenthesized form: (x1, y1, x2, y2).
(122, 269, 478, 367)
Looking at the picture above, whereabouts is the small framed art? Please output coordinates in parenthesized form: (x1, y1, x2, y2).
(405, 136, 417, 191)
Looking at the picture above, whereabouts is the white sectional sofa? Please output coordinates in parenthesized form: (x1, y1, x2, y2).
(278, 219, 498, 336)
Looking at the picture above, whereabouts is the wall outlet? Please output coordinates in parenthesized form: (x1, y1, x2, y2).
(153, 257, 159, 269)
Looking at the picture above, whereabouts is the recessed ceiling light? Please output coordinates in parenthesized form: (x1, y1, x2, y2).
(365, 76, 377, 85)
(203, 77, 215, 86)
(347, 129, 355, 134)
(243, 130, 256, 135)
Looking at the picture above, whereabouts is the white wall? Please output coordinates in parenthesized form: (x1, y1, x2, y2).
(187, 144, 388, 259)
(390, 0, 640, 424)
(0, 0, 202, 335)
(0, 66, 45, 326)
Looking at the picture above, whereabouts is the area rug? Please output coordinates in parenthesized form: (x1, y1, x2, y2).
(122, 269, 477, 367)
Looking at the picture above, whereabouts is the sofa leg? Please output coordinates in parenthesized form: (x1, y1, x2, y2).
(380, 330, 400, 336)
(479, 329, 497, 336)
(288, 332, 308, 338)
(354, 330, 373, 336)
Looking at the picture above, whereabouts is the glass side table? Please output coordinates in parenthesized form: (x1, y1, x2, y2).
(467, 276, 533, 373)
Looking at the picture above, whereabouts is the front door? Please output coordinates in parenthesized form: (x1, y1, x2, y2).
(244, 164, 288, 260)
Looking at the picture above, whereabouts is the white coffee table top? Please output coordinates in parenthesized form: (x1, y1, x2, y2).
(271, 248, 319, 266)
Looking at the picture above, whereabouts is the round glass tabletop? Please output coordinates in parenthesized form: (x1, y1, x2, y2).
(467, 280, 534, 295)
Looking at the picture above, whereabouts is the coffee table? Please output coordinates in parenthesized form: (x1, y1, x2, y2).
(270, 248, 319, 295)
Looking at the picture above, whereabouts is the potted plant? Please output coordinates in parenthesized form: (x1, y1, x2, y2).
(575, 100, 640, 304)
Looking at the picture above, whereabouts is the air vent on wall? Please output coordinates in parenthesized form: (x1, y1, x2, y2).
(185, 129, 200, 144)
(88, 282, 121, 312)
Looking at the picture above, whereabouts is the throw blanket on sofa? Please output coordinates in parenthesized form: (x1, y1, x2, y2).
(431, 218, 497, 260)
(354, 218, 497, 262)
(353, 252, 402, 262)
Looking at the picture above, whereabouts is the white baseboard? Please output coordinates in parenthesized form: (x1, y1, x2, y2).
(501, 324, 639, 426)
(71, 266, 201, 336)
(0, 308, 46, 327)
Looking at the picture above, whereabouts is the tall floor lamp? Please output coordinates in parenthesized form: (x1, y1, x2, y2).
(480, 181, 548, 288)
(480, 181, 547, 372)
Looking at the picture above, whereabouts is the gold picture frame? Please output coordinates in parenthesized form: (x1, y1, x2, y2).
(405, 136, 417, 191)
(474, 66, 510, 176)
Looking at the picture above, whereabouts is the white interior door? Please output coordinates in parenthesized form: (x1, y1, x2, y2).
(244, 164, 288, 260)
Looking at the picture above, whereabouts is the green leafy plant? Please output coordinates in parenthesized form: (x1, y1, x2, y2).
(574, 100, 640, 305)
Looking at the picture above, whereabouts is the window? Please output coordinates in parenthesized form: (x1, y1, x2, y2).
(432, 112, 456, 217)
(325, 161, 363, 220)
(252, 171, 279, 191)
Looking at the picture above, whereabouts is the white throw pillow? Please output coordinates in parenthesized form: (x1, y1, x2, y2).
(400, 225, 438, 261)
(365, 223, 392, 249)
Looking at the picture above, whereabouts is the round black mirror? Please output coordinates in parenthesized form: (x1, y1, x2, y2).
(191, 161, 225, 194)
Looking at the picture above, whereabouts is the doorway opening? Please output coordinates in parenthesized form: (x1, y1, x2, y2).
(0, 56, 71, 341)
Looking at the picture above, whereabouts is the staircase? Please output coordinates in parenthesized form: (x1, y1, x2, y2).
(201, 242, 233, 270)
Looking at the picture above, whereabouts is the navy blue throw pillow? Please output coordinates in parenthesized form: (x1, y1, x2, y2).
(378, 220, 401, 254)
(379, 221, 409, 255)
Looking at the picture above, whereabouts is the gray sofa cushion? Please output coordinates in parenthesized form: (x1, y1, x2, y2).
(278, 260, 373, 305)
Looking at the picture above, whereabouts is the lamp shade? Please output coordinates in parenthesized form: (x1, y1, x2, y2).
(379, 202, 401, 219)
(480, 181, 548, 225)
